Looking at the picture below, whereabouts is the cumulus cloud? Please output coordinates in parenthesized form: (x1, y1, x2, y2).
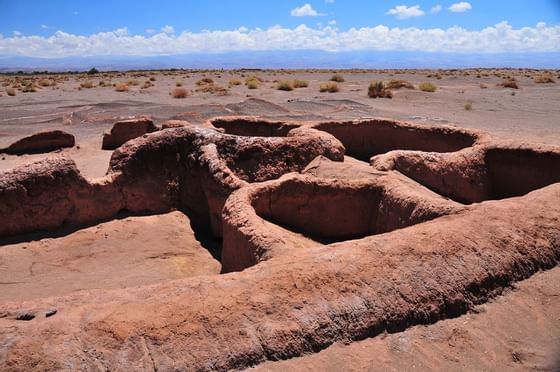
(386, 5, 425, 20)
(291, 4, 325, 17)
(160, 25, 175, 34)
(431, 5, 442, 14)
(449, 2, 472, 13)
(0, 22, 558, 58)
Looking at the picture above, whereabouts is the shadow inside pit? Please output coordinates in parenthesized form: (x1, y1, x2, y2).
(0, 209, 137, 246)
(184, 209, 223, 263)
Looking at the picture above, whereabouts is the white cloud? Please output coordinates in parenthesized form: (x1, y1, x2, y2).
(40, 24, 50, 29)
(448, 2, 472, 12)
(146, 28, 156, 34)
(386, 5, 425, 20)
(291, 4, 325, 17)
(12, 31, 23, 37)
(431, 5, 442, 14)
(161, 25, 175, 34)
(325, 0, 335, 3)
(0, 22, 558, 58)
(328, 20, 337, 25)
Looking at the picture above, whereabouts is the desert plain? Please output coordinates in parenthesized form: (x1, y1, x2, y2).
(0, 68, 560, 371)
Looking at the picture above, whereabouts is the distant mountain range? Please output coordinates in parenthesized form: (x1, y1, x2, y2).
(1, 50, 559, 72)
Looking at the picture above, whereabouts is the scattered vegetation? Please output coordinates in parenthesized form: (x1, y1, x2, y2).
(171, 87, 188, 98)
(196, 77, 214, 86)
(533, 74, 555, 84)
(479, 83, 488, 89)
(368, 81, 392, 98)
(499, 79, 519, 89)
(245, 76, 263, 89)
(38, 79, 51, 87)
(114, 82, 129, 92)
(319, 82, 340, 93)
(330, 74, 345, 83)
(293, 79, 309, 88)
(175, 81, 183, 87)
(6, 88, 16, 96)
(246, 79, 260, 89)
(195, 84, 229, 95)
(276, 80, 294, 91)
(80, 81, 94, 89)
(464, 101, 473, 111)
(87, 67, 99, 75)
(229, 79, 242, 87)
(386, 79, 414, 90)
(21, 82, 37, 93)
(141, 81, 154, 89)
(418, 81, 437, 92)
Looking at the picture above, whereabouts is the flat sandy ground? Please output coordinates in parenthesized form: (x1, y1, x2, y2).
(1, 69, 559, 371)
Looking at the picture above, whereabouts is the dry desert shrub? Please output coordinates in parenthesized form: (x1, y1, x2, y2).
(141, 81, 154, 89)
(368, 81, 392, 98)
(171, 87, 188, 98)
(38, 79, 51, 87)
(479, 83, 488, 89)
(277, 80, 294, 91)
(464, 101, 473, 111)
(246, 79, 260, 89)
(115, 82, 129, 92)
(533, 74, 555, 84)
(196, 84, 229, 95)
(499, 79, 519, 89)
(6, 88, 16, 96)
(330, 74, 345, 82)
(386, 79, 415, 90)
(80, 81, 94, 89)
(21, 82, 37, 93)
(245, 75, 263, 86)
(419, 82, 437, 92)
(196, 77, 214, 86)
(175, 81, 183, 87)
(319, 82, 339, 93)
(229, 79, 242, 87)
(127, 80, 140, 86)
(293, 80, 309, 88)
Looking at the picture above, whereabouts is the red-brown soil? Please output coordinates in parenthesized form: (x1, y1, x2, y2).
(0, 69, 559, 371)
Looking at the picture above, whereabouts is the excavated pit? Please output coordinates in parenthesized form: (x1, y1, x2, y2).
(1, 117, 560, 371)
(253, 177, 456, 244)
(371, 145, 560, 204)
(313, 119, 480, 161)
(211, 117, 300, 137)
(485, 147, 560, 200)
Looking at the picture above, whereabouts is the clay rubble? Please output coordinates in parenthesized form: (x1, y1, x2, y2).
(0, 116, 559, 371)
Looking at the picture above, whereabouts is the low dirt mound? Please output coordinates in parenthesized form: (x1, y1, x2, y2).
(1, 130, 75, 155)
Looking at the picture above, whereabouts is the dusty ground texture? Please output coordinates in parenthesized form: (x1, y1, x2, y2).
(0, 69, 559, 371)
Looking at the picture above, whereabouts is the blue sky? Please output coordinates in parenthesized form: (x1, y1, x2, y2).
(0, 1, 559, 58)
